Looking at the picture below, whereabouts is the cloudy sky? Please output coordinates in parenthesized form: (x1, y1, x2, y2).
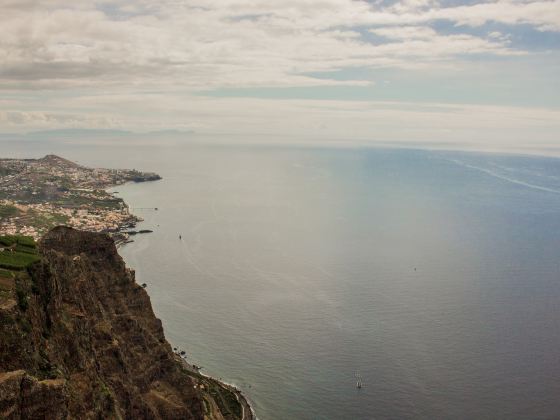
(1, 0, 559, 151)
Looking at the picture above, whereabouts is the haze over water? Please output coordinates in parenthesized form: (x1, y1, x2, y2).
(5, 140, 560, 419)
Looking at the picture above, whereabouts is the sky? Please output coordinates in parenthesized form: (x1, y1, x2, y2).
(0, 0, 559, 152)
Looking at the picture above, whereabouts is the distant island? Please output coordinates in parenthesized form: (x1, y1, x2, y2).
(0, 154, 161, 239)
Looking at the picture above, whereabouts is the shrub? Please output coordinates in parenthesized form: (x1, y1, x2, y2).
(16, 287, 28, 311)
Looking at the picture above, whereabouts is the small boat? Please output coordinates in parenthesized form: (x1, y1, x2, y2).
(356, 372, 362, 389)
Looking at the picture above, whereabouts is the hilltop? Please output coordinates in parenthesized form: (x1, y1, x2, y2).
(38, 154, 81, 168)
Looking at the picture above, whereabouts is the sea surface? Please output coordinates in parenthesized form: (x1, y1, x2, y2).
(4, 140, 560, 419)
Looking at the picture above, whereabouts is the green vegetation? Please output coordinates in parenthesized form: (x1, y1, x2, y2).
(0, 270, 14, 300)
(207, 382, 242, 419)
(15, 280, 29, 311)
(0, 204, 19, 219)
(0, 235, 40, 271)
(0, 235, 36, 248)
(0, 236, 39, 306)
(0, 250, 40, 270)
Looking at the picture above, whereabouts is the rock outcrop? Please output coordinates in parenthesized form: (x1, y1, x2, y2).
(0, 227, 246, 419)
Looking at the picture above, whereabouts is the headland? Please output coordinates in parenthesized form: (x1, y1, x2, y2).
(0, 154, 160, 240)
(0, 155, 254, 419)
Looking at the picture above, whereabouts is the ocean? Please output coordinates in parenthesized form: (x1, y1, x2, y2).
(4, 140, 560, 419)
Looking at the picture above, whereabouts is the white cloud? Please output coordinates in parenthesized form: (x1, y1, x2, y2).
(429, 1, 560, 31)
(371, 26, 439, 40)
(0, 0, 552, 90)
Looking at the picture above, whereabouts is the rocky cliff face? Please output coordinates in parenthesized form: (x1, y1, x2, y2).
(0, 227, 246, 419)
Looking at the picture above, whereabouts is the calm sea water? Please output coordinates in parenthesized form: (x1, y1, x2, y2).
(4, 141, 560, 419)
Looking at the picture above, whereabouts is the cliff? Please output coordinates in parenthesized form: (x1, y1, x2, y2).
(0, 227, 249, 419)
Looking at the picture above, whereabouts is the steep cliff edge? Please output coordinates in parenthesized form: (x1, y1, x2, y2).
(0, 227, 249, 419)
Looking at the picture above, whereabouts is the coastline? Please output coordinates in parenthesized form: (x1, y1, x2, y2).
(113, 184, 256, 420)
(174, 354, 256, 420)
(0, 155, 162, 240)
(0, 154, 254, 418)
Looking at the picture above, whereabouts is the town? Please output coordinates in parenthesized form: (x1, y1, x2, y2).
(0, 154, 161, 240)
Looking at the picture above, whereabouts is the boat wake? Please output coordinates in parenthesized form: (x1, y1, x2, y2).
(446, 158, 560, 195)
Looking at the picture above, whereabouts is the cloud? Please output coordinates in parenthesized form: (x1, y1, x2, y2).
(429, 1, 560, 31)
(0, 0, 558, 153)
(371, 26, 439, 40)
(0, 0, 553, 90)
(0, 110, 120, 128)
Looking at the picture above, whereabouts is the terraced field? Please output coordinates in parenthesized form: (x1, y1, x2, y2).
(0, 236, 40, 304)
(0, 236, 40, 272)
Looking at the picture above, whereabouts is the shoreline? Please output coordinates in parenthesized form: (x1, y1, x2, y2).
(107, 185, 151, 246)
(113, 185, 256, 419)
(213, 377, 256, 420)
(175, 354, 256, 420)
